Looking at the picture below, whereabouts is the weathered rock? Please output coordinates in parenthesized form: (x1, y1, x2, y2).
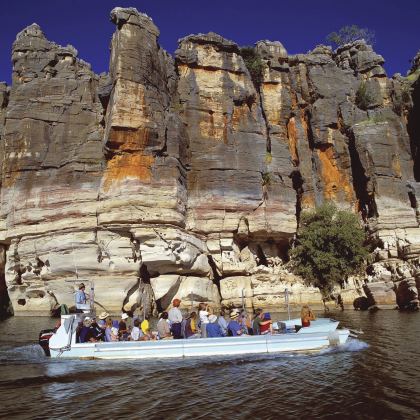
(1, 8, 420, 315)
(363, 281, 397, 308)
(395, 277, 419, 310)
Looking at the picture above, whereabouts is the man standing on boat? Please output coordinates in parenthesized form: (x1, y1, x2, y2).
(75, 283, 90, 311)
(168, 299, 183, 339)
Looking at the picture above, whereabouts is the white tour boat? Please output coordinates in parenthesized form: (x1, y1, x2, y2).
(39, 313, 350, 360)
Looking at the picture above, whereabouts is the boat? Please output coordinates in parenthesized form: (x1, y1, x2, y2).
(40, 313, 350, 359)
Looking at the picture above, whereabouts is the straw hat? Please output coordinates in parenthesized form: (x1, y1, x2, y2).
(230, 311, 239, 319)
(209, 314, 218, 323)
(121, 313, 129, 320)
(98, 312, 109, 320)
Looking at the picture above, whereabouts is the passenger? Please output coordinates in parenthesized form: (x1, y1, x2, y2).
(184, 312, 200, 339)
(110, 326, 119, 342)
(252, 308, 263, 335)
(301, 305, 316, 327)
(131, 319, 148, 341)
(79, 317, 96, 343)
(239, 309, 253, 335)
(157, 312, 172, 339)
(75, 283, 89, 311)
(217, 310, 228, 336)
(168, 299, 183, 339)
(227, 311, 243, 336)
(198, 302, 211, 338)
(119, 313, 130, 340)
(206, 314, 224, 337)
(105, 318, 113, 342)
(141, 315, 150, 336)
(259, 313, 273, 335)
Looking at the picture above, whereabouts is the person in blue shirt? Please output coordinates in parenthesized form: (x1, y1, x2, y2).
(206, 314, 224, 337)
(227, 311, 243, 336)
(75, 283, 89, 310)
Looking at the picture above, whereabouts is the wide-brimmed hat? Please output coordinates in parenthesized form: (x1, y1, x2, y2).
(121, 313, 129, 320)
(230, 311, 239, 319)
(209, 314, 218, 323)
(98, 312, 109, 320)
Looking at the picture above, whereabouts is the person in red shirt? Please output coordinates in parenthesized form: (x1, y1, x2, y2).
(301, 305, 316, 327)
(259, 313, 273, 335)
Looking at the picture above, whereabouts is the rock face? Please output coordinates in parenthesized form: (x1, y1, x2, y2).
(0, 8, 419, 315)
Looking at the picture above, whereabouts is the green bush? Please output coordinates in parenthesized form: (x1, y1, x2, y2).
(289, 203, 368, 295)
(240, 46, 265, 87)
(326, 25, 375, 48)
(355, 81, 375, 110)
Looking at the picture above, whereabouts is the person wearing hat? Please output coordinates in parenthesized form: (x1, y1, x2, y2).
(206, 314, 224, 338)
(227, 311, 243, 336)
(75, 283, 90, 311)
(79, 317, 97, 343)
(119, 313, 130, 341)
(168, 299, 183, 339)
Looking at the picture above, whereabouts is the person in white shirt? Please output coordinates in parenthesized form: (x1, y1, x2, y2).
(131, 319, 148, 341)
(168, 299, 183, 339)
(198, 302, 211, 338)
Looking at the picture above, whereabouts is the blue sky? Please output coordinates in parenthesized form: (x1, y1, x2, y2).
(1, 0, 419, 84)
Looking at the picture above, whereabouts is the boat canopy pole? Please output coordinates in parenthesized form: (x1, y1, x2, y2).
(241, 288, 245, 311)
(285, 288, 291, 320)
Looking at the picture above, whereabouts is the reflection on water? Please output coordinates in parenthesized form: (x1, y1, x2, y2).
(0, 311, 419, 419)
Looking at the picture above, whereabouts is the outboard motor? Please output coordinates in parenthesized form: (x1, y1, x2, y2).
(39, 329, 55, 357)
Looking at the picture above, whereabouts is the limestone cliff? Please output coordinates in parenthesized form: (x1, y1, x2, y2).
(0, 7, 419, 315)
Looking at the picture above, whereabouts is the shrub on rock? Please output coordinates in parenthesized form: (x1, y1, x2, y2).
(289, 203, 368, 296)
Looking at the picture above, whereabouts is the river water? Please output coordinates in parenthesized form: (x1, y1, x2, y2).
(0, 310, 419, 419)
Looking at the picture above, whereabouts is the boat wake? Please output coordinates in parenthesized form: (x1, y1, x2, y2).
(0, 344, 46, 364)
(320, 338, 369, 355)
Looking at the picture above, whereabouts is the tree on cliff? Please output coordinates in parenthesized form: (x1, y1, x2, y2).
(289, 203, 368, 295)
(326, 25, 375, 48)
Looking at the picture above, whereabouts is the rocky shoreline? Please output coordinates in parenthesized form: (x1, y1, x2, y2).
(0, 7, 419, 316)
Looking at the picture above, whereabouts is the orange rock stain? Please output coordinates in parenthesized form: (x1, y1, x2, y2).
(286, 117, 299, 165)
(103, 153, 154, 191)
(317, 145, 354, 202)
(103, 126, 155, 191)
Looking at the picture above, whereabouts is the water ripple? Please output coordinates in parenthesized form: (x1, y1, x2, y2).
(0, 311, 419, 419)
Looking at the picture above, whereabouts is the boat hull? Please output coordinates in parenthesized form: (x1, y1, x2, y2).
(49, 330, 350, 359)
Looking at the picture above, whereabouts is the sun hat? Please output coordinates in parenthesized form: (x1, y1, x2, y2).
(121, 313, 129, 320)
(209, 314, 218, 323)
(230, 311, 239, 319)
(98, 312, 109, 320)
